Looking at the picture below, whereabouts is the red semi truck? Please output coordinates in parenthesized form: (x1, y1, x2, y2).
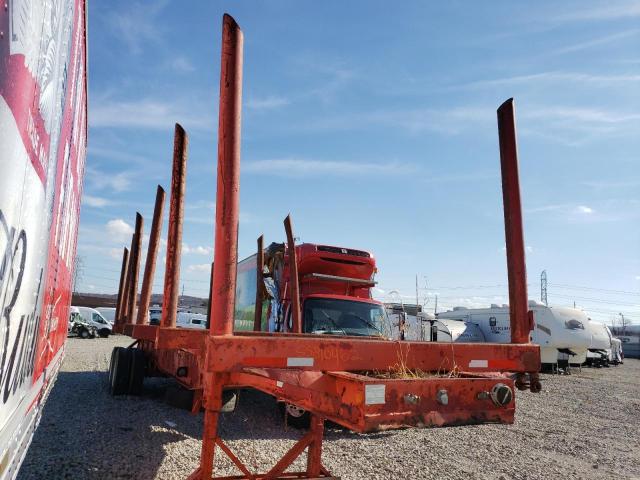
(235, 241, 388, 338)
(234, 238, 390, 426)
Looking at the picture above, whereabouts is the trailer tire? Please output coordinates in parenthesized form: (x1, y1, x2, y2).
(128, 349, 146, 395)
(110, 347, 132, 396)
(278, 402, 311, 429)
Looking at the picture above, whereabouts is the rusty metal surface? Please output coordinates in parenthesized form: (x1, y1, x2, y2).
(210, 13, 243, 337)
(254, 235, 264, 331)
(114, 247, 129, 327)
(126, 212, 144, 324)
(118, 234, 136, 329)
(162, 124, 189, 328)
(137, 185, 166, 324)
(284, 215, 302, 333)
(229, 370, 515, 432)
(207, 335, 540, 373)
(497, 98, 530, 344)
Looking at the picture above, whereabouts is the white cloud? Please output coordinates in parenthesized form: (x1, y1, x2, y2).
(246, 95, 290, 110)
(86, 167, 133, 192)
(106, 219, 134, 242)
(106, 1, 168, 54)
(109, 248, 124, 260)
(576, 205, 594, 214)
(451, 72, 640, 91)
(83, 195, 112, 208)
(635, 276, 640, 281)
(168, 56, 195, 73)
(188, 263, 211, 273)
(244, 158, 417, 177)
(90, 96, 212, 131)
(182, 243, 213, 256)
(554, 3, 640, 22)
(550, 29, 640, 56)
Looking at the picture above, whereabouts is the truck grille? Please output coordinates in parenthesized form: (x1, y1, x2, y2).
(317, 245, 370, 258)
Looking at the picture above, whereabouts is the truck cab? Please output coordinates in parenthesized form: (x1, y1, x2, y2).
(303, 294, 386, 337)
(235, 242, 388, 338)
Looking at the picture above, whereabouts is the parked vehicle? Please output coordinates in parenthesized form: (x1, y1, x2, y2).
(436, 301, 592, 368)
(149, 305, 162, 325)
(236, 242, 387, 337)
(609, 324, 640, 359)
(235, 241, 387, 426)
(96, 307, 116, 323)
(69, 307, 98, 339)
(387, 310, 485, 343)
(585, 321, 615, 367)
(72, 306, 113, 337)
(176, 311, 207, 329)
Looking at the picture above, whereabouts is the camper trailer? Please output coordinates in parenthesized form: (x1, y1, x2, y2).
(386, 310, 485, 343)
(609, 324, 640, 359)
(585, 321, 616, 367)
(436, 301, 592, 367)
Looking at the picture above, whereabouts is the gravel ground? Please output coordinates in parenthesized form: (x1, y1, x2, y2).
(18, 336, 640, 480)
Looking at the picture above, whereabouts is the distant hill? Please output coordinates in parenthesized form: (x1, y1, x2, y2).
(71, 292, 208, 309)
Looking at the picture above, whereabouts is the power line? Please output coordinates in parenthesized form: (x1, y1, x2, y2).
(549, 283, 640, 296)
(548, 293, 640, 307)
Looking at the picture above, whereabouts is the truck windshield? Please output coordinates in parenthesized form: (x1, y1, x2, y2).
(303, 298, 386, 337)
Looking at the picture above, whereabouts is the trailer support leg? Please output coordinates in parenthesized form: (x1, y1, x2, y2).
(306, 415, 325, 477)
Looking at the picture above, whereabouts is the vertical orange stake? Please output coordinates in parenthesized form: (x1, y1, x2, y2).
(126, 213, 144, 324)
(284, 215, 301, 333)
(497, 98, 530, 344)
(161, 125, 188, 328)
(253, 235, 264, 331)
(114, 247, 129, 329)
(192, 13, 244, 480)
(137, 186, 165, 324)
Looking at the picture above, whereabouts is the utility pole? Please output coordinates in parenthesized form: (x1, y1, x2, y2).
(434, 295, 438, 315)
(540, 270, 548, 306)
(415, 274, 419, 314)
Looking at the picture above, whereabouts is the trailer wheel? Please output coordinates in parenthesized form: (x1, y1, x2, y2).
(110, 347, 132, 396)
(278, 402, 311, 429)
(128, 349, 146, 395)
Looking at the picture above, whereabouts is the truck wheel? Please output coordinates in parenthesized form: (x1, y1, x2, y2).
(80, 328, 90, 339)
(110, 347, 132, 396)
(278, 402, 311, 429)
(99, 329, 110, 338)
(128, 349, 146, 395)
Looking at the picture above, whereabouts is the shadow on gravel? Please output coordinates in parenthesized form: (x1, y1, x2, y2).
(20, 369, 381, 479)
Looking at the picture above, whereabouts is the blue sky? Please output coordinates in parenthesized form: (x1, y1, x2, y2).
(77, 0, 640, 324)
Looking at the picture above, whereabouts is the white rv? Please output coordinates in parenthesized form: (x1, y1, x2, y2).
(436, 301, 592, 366)
(176, 312, 207, 329)
(386, 311, 485, 343)
(585, 321, 616, 367)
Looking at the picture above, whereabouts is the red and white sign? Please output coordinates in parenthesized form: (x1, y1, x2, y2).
(0, 0, 87, 476)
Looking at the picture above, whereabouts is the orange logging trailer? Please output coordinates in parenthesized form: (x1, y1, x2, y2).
(109, 14, 540, 480)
